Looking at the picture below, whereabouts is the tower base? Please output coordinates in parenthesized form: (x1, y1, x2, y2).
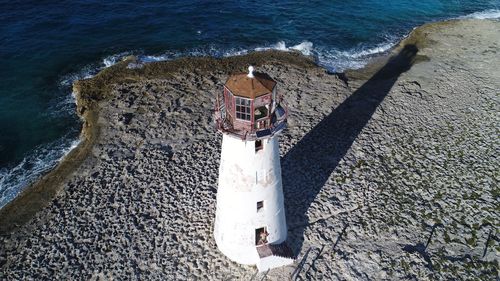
(214, 134, 288, 266)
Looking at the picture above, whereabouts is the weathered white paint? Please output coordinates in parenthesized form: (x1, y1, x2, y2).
(214, 133, 288, 265)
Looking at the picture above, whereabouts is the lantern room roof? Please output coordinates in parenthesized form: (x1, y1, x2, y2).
(224, 72, 276, 99)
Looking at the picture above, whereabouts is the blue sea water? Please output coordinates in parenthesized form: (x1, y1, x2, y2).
(0, 1, 499, 207)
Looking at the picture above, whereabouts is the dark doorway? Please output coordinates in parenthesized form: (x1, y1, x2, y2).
(256, 227, 268, 245)
(255, 139, 263, 152)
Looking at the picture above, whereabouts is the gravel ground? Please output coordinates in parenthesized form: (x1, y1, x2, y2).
(1, 19, 498, 280)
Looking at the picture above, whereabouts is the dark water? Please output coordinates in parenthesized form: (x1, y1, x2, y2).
(0, 1, 499, 207)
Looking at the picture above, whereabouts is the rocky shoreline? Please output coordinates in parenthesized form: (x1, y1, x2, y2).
(1, 19, 499, 279)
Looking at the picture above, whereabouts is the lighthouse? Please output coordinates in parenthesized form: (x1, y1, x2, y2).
(214, 66, 294, 271)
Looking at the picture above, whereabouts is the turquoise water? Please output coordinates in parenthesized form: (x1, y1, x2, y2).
(0, 1, 499, 207)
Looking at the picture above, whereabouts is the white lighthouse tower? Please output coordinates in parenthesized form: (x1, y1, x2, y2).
(214, 66, 294, 271)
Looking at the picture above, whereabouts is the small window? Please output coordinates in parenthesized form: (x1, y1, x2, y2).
(235, 97, 251, 121)
(255, 139, 263, 152)
(257, 201, 264, 212)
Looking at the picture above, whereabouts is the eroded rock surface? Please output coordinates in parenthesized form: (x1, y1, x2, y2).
(1, 19, 498, 280)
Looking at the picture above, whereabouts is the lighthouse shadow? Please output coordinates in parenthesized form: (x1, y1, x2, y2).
(281, 44, 419, 254)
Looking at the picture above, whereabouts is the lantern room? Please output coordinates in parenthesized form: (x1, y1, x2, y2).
(215, 66, 287, 140)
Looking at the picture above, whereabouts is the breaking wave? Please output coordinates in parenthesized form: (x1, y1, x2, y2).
(315, 40, 396, 71)
(0, 138, 80, 209)
(459, 9, 500, 20)
(0, 52, 131, 209)
(130, 38, 397, 73)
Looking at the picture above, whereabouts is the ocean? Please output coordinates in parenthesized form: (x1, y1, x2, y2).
(0, 1, 499, 208)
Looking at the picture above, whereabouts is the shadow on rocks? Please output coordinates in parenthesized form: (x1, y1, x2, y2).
(281, 44, 419, 254)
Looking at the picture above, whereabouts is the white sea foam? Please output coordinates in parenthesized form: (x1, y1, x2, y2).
(54, 64, 101, 119)
(290, 41, 314, 56)
(102, 51, 133, 67)
(45, 91, 77, 118)
(16, 67, 95, 207)
(460, 9, 500, 20)
(342, 42, 394, 59)
(56, 51, 138, 115)
(131, 41, 296, 64)
(222, 49, 249, 57)
(0, 137, 80, 209)
(59, 51, 134, 89)
(141, 53, 175, 62)
(315, 39, 398, 72)
(225, 39, 392, 71)
(1, 51, 132, 208)
(59, 65, 96, 87)
(253, 40, 313, 56)
(107, 38, 391, 74)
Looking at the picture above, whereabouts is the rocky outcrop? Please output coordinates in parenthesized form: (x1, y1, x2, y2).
(0, 19, 498, 280)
